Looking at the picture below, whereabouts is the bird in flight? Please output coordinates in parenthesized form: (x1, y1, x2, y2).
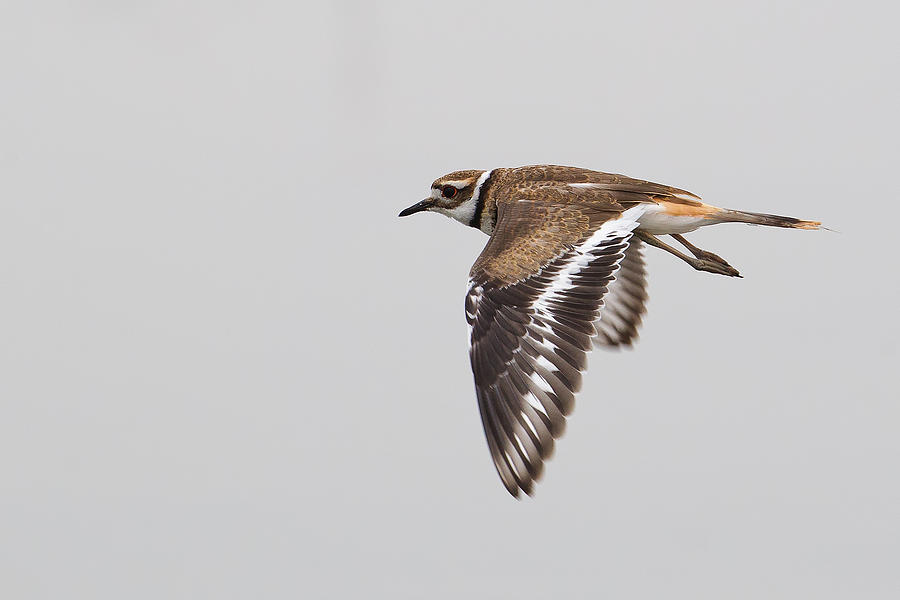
(398, 165, 820, 497)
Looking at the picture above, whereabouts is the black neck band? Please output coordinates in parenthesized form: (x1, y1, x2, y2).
(469, 172, 493, 229)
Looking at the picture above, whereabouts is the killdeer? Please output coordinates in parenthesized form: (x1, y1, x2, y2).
(399, 165, 820, 497)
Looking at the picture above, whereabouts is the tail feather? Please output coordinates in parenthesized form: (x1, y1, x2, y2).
(718, 209, 821, 230)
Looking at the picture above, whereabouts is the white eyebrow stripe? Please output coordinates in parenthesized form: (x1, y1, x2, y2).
(431, 181, 468, 198)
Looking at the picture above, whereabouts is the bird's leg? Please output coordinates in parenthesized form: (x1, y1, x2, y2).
(635, 231, 741, 277)
(670, 234, 737, 271)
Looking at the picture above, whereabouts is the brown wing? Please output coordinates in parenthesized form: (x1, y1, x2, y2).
(593, 239, 649, 348)
(466, 199, 647, 497)
(500, 165, 700, 202)
(470, 194, 616, 286)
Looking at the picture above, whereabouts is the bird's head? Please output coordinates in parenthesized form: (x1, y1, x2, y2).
(399, 170, 489, 227)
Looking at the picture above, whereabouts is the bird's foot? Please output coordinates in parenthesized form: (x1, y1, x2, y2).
(689, 257, 742, 278)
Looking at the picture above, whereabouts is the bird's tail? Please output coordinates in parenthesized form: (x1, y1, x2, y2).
(717, 209, 821, 230)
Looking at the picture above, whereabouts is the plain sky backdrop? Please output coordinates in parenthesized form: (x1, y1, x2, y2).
(2, 1, 898, 598)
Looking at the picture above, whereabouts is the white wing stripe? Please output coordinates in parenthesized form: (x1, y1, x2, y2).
(531, 206, 645, 325)
(466, 207, 647, 496)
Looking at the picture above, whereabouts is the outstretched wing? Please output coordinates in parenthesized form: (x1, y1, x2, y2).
(593, 239, 649, 348)
(466, 200, 646, 497)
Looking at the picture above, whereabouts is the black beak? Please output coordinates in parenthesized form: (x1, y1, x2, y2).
(398, 198, 433, 217)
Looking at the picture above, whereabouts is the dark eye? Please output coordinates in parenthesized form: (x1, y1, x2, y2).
(442, 185, 458, 199)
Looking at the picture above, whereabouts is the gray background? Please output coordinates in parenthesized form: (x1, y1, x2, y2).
(2, 1, 897, 598)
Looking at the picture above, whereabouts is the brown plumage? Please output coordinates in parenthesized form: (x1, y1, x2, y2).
(399, 165, 821, 497)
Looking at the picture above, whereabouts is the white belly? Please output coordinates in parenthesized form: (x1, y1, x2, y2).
(636, 204, 710, 234)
